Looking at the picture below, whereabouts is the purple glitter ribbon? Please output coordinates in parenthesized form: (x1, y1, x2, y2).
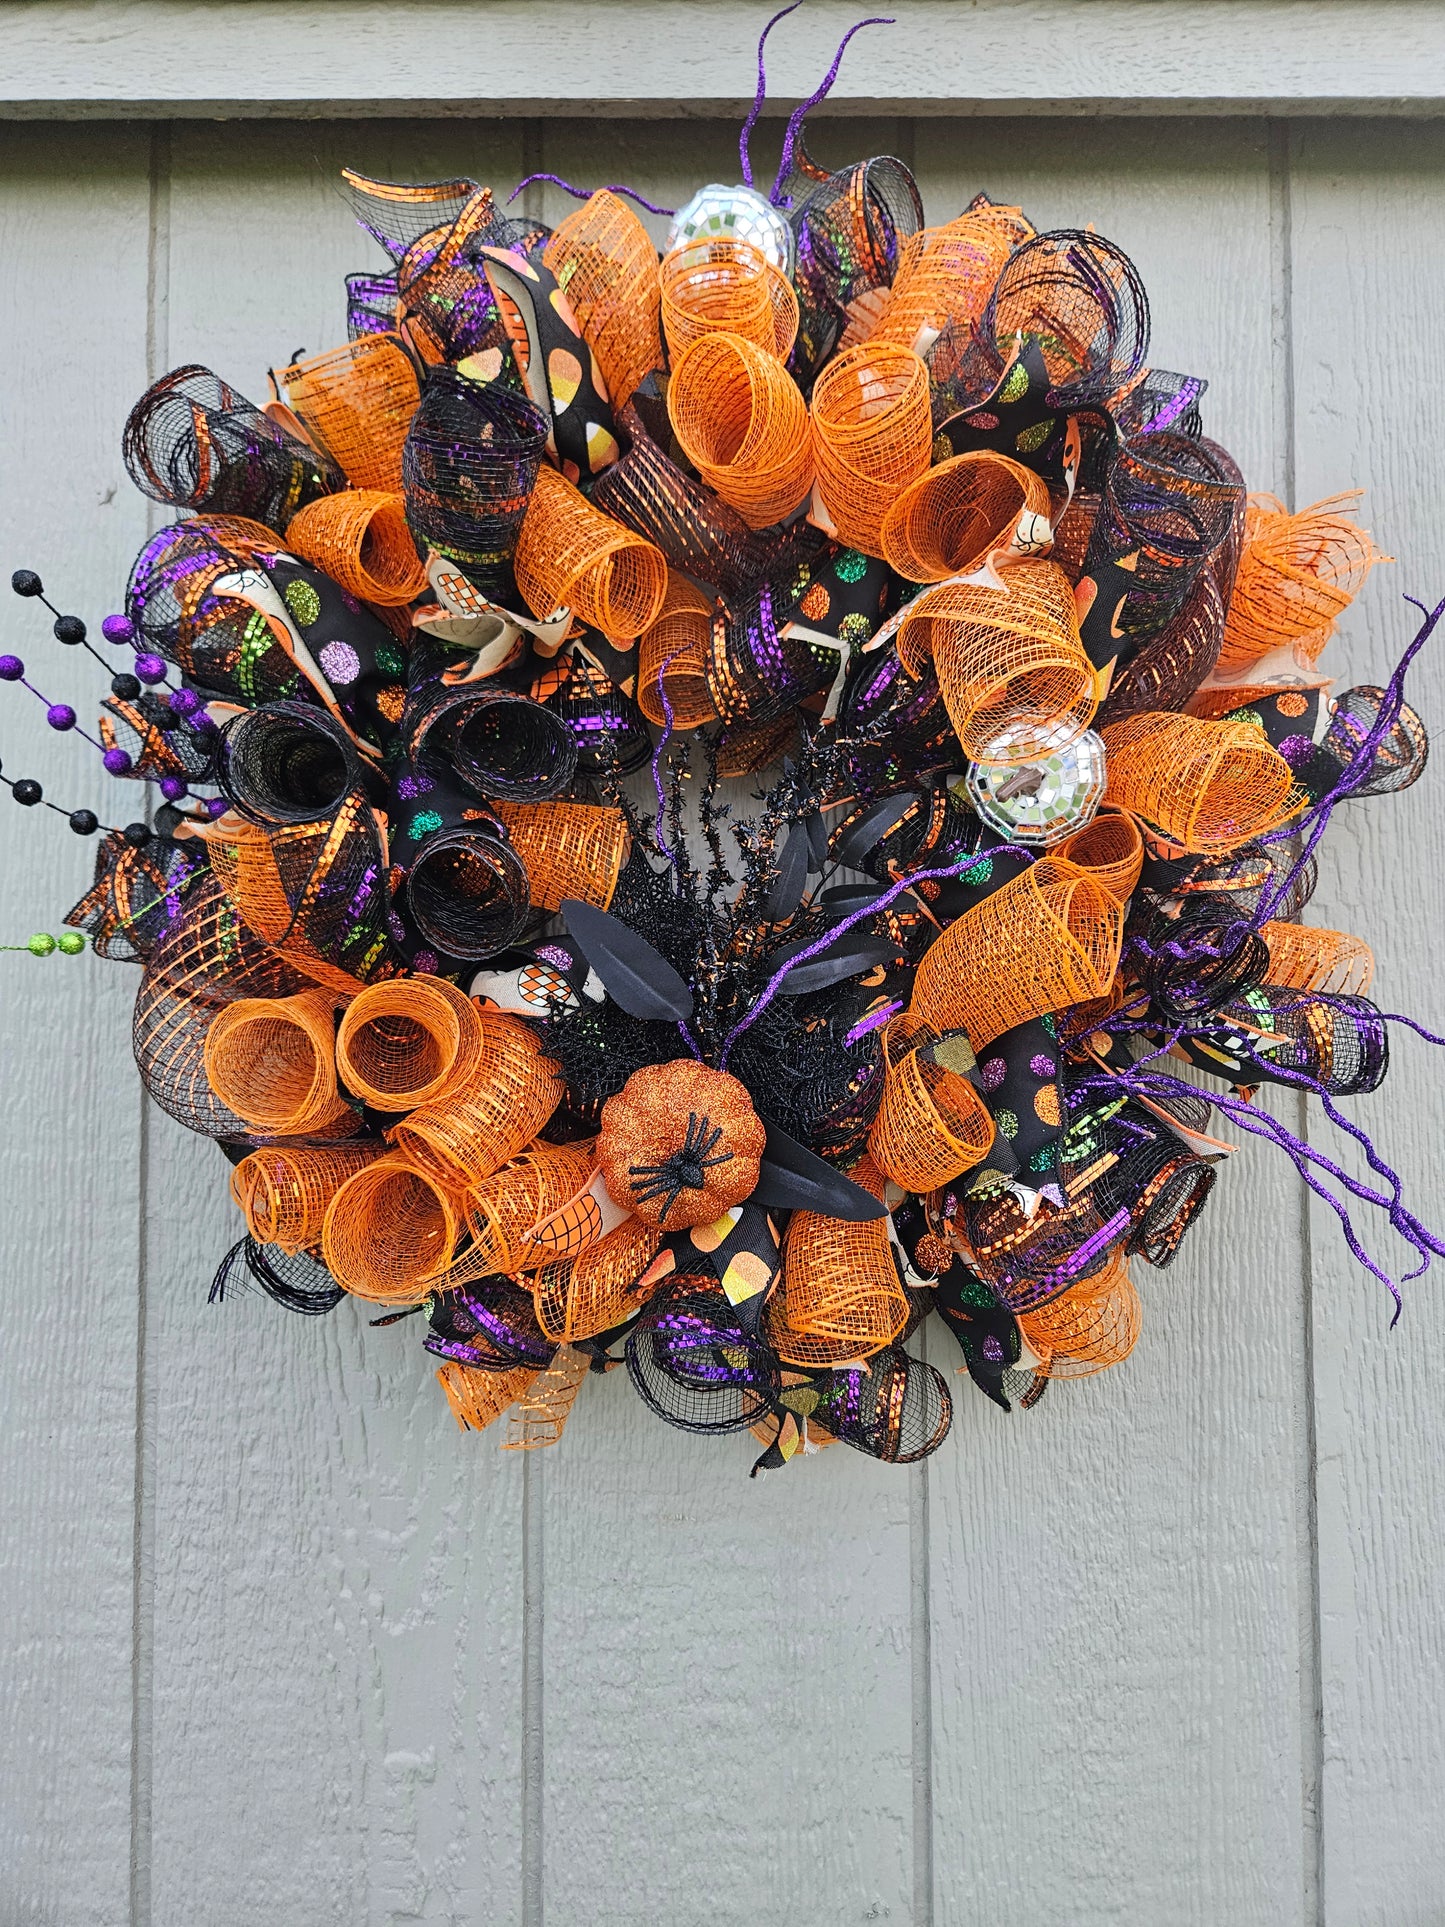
(739, 2, 803, 188)
(769, 16, 897, 207)
(507, 174, 675, 218)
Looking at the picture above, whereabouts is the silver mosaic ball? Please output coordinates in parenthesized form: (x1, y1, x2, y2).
(964, 726, 1108, 847)
(666, 183, 796, 276)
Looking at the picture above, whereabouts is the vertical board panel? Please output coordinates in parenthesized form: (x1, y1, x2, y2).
(143, 122, 531, 1927)
(1290, 118, 1445, 1926)
(913, 119, 1315, 1927)
(533, 114, 923, 1927)
(0, 122, 152, 1927)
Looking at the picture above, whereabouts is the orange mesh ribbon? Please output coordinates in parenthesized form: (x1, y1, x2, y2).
(444, 1139, 600, 1285)
(322, 1151, 462, 1301)
(230, 1141, 383, 1253)
(1051, 806, 1144, 903)
(437, 1359, 539, 1432)
(533, 1217, 661, 1343)
(637, 572, 719, 728)
(1102, 710, 1301, 854)
(908, 855, 1125, 1051)
(868, 208, 1026, 356)
(513, 463, 667, 641)
(491, 799, 628, 912)
(501, 1344, 590, 1450)
(667, 332, 813, 531)
(284, 490, 427, 605)
(277, 336, 420, 492)
(809, 343, 933, 554)
(389, 1012, 562, 1188)
(335, 975, 484, 1110)
(881, 452, 1052, 585)
(895, 559, 1096, 762)
(1218, 493, 1387, 672)
(203, 988, 357, 1137)
(769, 1158, 910, 1367)
(660, 238, 798, 363)
(1262, 919, 1375, 996)
(867, 1019, 994, 1192)
(543, 190, 663, 407)
(1017, 1249, 1141, 1379)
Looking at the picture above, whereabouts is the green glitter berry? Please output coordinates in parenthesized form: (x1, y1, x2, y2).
(283, 579, 322, 628)
(27, 933, 56, 956)
(57, 931, 86, 955)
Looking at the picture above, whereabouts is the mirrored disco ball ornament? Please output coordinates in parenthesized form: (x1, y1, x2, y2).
(666, 183, 797, 275)
(964, 726, 1107, 846)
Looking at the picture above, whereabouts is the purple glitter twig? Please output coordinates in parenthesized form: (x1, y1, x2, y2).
(770, 15, 896, 206)
(649, 651, 686, 883)
(507, 174, 675, 218)
(739, 2, 803, 188)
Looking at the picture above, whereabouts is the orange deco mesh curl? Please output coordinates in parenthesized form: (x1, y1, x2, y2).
(1017, 1250, 1141, 1380)
(896, 559, 1096, 762)
(868, 210, 1025, 356)
(1102, 710, 1301, 853)
(491, 799, 628, 912)
(909, 856, 1125, 1051)
(659, 238, 799, 363)
(448, 1139, 600, 1285)
(667, 332, 813, 531)
(637, 572, 719, 729)
(1263, 920, 1376, 996)
(533, 1220, 660, 1344)
(1052, 805, 1145, 902)
(543, 190, 663, 407)
(867, 1019, 994, 1192)
(284, 490, 428, 605)
(809, 343, 933, 554)
(230, 1142, 384, 1253)
(881, 452, 1052, 585)
(278, 336, 419, 492)
(1218, 493, 1387, 671)
(335, 975, 484, 1110)
(388, 1012, 562, 1189)
(203, 988, 356, 1137)
(502, 1345, 591, 1450)
(769, 1158, 910, 1367)
(513, 464, 667, 641)
(321, 1152, 462, 1301)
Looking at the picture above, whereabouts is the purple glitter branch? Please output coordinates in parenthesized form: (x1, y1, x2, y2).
(769, 15, 897, 206)
(650, 650, 686, 883)
(739, 2, 803, 188)
(506, 174, 675, 218)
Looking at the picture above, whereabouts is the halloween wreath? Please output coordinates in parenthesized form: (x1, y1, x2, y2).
(5, 10, 1442, 1474)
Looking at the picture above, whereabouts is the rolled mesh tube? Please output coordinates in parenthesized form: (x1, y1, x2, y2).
(401, 368, 549, 593)
(215, 700, 364, 827)
(336, 976, 486, 1110)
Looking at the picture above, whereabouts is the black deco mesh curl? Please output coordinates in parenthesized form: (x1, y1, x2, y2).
(539, 998, 674, 1135)
(626, 1281, 781, 1435)
(975, 229, 1151, 404)
(1143, 832, 1320, 926)
(811, 1347, 953, 1463)
(342, 172, 478, 261)
(98, 690, 220, 784)
(439, 689, 581, 803)
(1075, 1098, 1218, 1270)
(211, 1235, 347, 1315)
(122, 365, 344, 530)
(1322, 685, 1430, 797)
(1202, 988, 1389, 1097)
(404, 826, 531, 962)
(1130, 896, 1271, 1025)
(837, 649, 953, 795)
(401, 369, 549, 593)
(957, 1187, 1121, 1313)
(65, 832, 209, 965)
(788, 155, 924, 386)
(546, 654, 652, 777)
(425, 1281, 555, 1371)
(216, 701, 364, 827)
(1099, 566, 1226, 724)
(727, 996, 885, 1163)
(125, 522, 307, 710)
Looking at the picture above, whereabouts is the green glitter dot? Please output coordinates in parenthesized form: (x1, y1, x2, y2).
(833, 550, 869, 584)
(409, 809, 444, 838)
(1041, 1013, 1058, 1038)
(956, 854, 993, 886)
(375, 642, 406, 677)
(283, 579, 322, 628)
(994, 1107, 1019, 1140)
(838, 612, 873, 644)
(1028, 1145, 1055, 1172)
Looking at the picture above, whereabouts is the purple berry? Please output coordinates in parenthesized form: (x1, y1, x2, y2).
(102, 747, 134, 776)
(134, 653, 167, 685)
(0, 654, 24, 681)
(206, 795, 229, 819)
(46, 703, 77, 732)
(168, 686, 201, 718)
(101, 613, 135, 644)
(159, 776, 188, 802)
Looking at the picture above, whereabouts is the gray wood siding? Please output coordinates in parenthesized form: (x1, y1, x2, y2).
(1, 111, 1442, 1927)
